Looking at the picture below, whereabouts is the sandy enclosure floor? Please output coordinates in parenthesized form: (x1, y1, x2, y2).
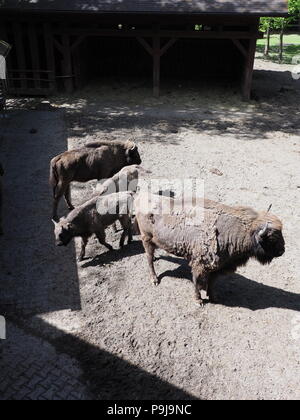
(0, 59, 300, 400)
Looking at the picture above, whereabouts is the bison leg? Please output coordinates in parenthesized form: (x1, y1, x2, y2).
(52, 198, 59, 222)
(78, 237, 89, 261)
(96, 231, 114, 252)
(64, 185, 74, 211)
(119, 216, 133, 248)
(52, 181, 67, 221)
(142, 239, 159, 286)
(192, 272, 208, 307)
(112, 222, 118, 233)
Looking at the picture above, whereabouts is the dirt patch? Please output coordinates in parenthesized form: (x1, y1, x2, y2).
(1, 58, 300, 400)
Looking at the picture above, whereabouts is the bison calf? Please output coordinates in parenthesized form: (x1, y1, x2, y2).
(135, 193, 285, 306)
(50, 140, 141, 220)
(53, 191, 134, 261)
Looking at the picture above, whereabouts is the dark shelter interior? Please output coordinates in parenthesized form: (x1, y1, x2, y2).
(79, 36, 244, 84)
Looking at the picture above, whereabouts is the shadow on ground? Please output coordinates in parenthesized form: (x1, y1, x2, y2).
(157, 255, 300, 312)
(7, 69, 300, 142)
(0, 110, 81, 316)
(2, 315, 196, 400)
(81, 239, 145, 268)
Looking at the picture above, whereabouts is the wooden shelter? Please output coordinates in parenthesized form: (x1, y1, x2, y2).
(0, 1, 288, 99)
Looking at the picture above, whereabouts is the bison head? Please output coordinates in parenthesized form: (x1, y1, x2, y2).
(52, 219, 74, 247)
(252, 214, 285, 265)
(125, 141, 142, 165)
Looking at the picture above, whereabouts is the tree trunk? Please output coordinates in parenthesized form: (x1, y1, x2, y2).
(279, 24, 284, 63)
(264, 25, 271, 56)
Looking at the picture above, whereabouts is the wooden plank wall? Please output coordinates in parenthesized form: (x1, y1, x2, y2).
(0, 20, 56, 95)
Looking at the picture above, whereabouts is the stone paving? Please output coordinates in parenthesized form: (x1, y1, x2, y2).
(0, 323, 92, 400)
(0, 111, 92, 400)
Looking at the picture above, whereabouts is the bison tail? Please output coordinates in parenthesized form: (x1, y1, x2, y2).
(49, 158, 59, 197)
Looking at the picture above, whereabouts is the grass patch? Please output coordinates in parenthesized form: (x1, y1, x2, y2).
(256, 33, 300, 64)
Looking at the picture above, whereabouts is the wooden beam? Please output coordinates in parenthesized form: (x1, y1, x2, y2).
(153, 37, 160, 98)
(44, 23, 56, 93)
(71, 35, 86, 52)
(28, 24, 41, 89)
(12, 22, 27, 90)
(55, 29, 262, 40)
(160, 38, 177, 57)
(232, 39, 248, 58)
(61, 34, 73, 94)
(242, 38, 257, 100)
(53, 38, 64, 55)
(137, 36, 177, 97)
(137, 37, 153, 56)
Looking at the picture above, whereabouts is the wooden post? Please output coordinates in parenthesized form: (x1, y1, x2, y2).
(153, 36, 160, 97)
(137, 36, 177, 98)
(44, 23, 56, 93)
(12, 22, 27, 91)
(62, 34, 73, 94)
(242, 38, 257, 100)
(28, 24, 41, 90)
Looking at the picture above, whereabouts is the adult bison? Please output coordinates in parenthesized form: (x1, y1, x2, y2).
(50, 140, 141, 220)
(134, 194, 285, 306)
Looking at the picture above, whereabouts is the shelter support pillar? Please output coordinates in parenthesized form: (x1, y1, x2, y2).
(137, 36, 177, 97)
(232, 37, 257, 100)
(242, 38, 257, 100)
(62, 34, 73, 94)
(153, 37, 160, 97)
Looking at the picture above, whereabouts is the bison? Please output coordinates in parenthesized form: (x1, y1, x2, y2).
(53, 191, 134, 261)
(134, 193, 285, 306)
(50, 140, 141, 220)
(94, 164, 150, 232)
(0, 163, 3, 235)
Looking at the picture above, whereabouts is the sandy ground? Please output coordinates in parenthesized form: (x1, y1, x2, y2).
(0, 58, 300, 400)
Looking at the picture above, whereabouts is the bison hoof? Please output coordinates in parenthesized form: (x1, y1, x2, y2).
(152, 278, 159, 286)
(195, 298, 205, 308)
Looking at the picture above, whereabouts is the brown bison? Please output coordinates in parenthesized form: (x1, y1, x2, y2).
(53, 191, 134, 261)
(0, 163, 3, 235)
(50, 140, 141, 220)
(134, 193, 285, 306)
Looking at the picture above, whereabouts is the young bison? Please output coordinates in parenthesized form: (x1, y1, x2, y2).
(50, 140, 141, 220)
(53, 191, 134, 261)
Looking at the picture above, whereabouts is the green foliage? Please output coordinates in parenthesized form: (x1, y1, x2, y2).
(257, 34, 300, 64)
(259, 0, 300, 33)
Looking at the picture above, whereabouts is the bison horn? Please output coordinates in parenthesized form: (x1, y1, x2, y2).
(267, 204, 273, 213)
(52, 219, 58, 226)
(258, 222, 270, 239)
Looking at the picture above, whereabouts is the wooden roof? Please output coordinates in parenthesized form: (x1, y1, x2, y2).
(0, 1, 288, 16)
